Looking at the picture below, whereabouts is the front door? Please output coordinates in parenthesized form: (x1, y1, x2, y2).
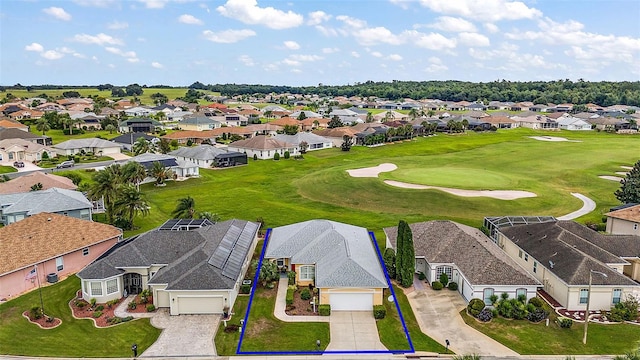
(123, 273, 142, 295)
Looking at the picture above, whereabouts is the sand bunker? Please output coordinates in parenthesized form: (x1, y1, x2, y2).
(529, 136, 580, 142)
(599, 176, 623, 182)
(346, 163, 397, 178)
(383, 180, 537, 200)
(615, 172, 628, 176)
(621, 166, 633, 170)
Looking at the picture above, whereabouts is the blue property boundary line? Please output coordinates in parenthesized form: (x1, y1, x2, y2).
(236, 227, 413, 355)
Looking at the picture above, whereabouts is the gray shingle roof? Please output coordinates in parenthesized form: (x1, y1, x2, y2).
(78, 219, 259, 290)
(273, 133, 332, 146)
(499, 221, 637, 286)
(170, 145, 228, 161)
(265, 220, 388, 288)
(180, 117, 221, 126)
(0, 187, 92, 216)
(54, 138, 121, 150)
(384, 221, 539, 286)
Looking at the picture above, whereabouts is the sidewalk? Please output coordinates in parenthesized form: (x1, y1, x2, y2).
(273, 277, 329, 322)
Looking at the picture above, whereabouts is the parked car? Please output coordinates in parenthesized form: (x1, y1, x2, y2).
(13, 161, 25, 168)
(56, 160, 75, 169)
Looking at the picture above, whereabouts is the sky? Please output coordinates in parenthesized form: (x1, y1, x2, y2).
(1, 0, 639, 87)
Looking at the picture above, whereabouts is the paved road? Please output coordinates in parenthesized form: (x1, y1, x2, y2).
(4, 160, 117, 179)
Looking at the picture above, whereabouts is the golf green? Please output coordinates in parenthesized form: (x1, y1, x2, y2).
(384, 167, 513, 189)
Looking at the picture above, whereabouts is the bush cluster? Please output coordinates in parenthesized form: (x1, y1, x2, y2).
(417, 272, 426, 280)
(528, 297, 545, 308)
(448, 282, 458, 291)
(92, 311, 103, 318)
(146, 304, 156, 312)
(373, 305, 386, 319)
(240, 284, 252, 294)
(300, 288, 311, 300)
(526, 308, 549, 322)
(558, 317, 574, 328)
(286, 288, 295, 306)
(30, 306, 42, 320)
(128, 301, 137, 310)
(95, 305, 104, 312)
(477, 308, 493, 322)
(106, 299, 119, 308)
(287, 271, 296, 286)
(609, 296, 639, 322)
(318, 304, 331, 316)
(467, 298, 485, 317)
(106, 316, 133, 325)
(431, 281, 444, 290)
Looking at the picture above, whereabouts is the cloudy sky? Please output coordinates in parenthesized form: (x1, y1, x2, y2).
(1, 0, 639, 86)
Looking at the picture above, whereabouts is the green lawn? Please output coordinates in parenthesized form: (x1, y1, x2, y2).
(0, 276, 161, 357)
(0, 166, 17, 174)
(461, 309, 640, 355)
(30, 128, 116, 145)
(238, 287, 330, 353)
(385, 166, 514, 189)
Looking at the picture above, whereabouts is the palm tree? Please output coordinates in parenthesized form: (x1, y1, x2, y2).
(88, 164, 122, 224)
(462, 119, 469, 133)
(148, 161, 172, 186)
(105, 124, 116, 134)
(122, 161, 148, 191)
(408, 108, 419, 120)
(114, 184, 149, 228)
(199, 211, 220, 222)
(172, 196, 196, 219)
(133, 137, 153, 155)
(35, 117, 51, 135)
(365, 112, 374, 123)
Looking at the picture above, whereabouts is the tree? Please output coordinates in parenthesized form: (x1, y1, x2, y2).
(132, 137, 153, 155)
(199, 211, 220, 222)
(365, 112, 374, 123)
(148, 161, 172, 186)
(30, 183, 43, 191)
(125, 84, 144, 96)
(395, 221, 405, 282)
(297, 111, 307, 121)
(383, 248, 396, 279)
(105, 124, 116, 134)
(409, 108, 419, 120)
(395, 220, 415, 287)
(259, 261, 279, 286)
(341, 135, 353, 151)
(328, 115, 343, 128)
(111, 87, 126, 97)
(150, 92, 168, 105)
(299, 141, 309, 154)
(122, 161, 147, 191)
(615, 160, 640, 204)
(35, 117, 51, 135)
(283, 124, 299, 135)
(158, 138, 171, 154)
(172, 196, 196, 219)
(88, 164, 122, 224)
(113, 184, 149, 229)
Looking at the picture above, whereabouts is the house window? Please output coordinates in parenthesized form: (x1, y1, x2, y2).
(56, 257, 64, 271)
(579, 289, 589, 304)
(436, 266, 453, 279)
(299, 265, 315, 281)
(613, 289, 622, 304)
(533, 262, 537, 273)
(91, 281, 103, 296)
(82, 248, 89, 256)
(524, 254, 529, 262)
(518, 250, 522, 258)
(516, 288, 527, 299)
(276, 259, 285, 268)
(634, 224, 638, 230)
(483, 288, 494, 305)
(106, 279, 118, 294)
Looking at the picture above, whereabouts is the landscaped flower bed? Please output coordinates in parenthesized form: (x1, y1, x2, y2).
(285, 285, 320, 316)
(69, 291, 131, 327)
(22, 306, 61, 329)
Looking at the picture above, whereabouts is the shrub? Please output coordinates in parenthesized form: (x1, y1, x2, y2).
(477, 308, 493, 322)
(431, 281, 443, 290)
(146, 304, 156, 312)
(90, 298, 97, 308)
(528, 297, 545, 308)
(240, 284, 251, 294)
(92, 311, 103, 318)
(286, 288, 295, 305)
(467, 298, 485, 317)
(448, 282, 458, 291)
(95, 305, 104, 312)
(75, 300, 86, 308)
(287, 271, 296, 285)
(273, 152, 280, 160)
(373, 305, 386, 319)
(106, 299, 119, 308)
(224, 324, 239, 333)
(489, 294, 498, 305)
(418, 272, 426, 280)
(318, 304, 331, 316)
(253, 154, 258, 161)
(30, 306, 42, 320)
(558, 317, 573, 328)
(128, 301, 137, 310)
(526, 308, 549, 322)
(439, 273, 449, 287)
(382, 248, 396, 279)
(300, 288, 311, 300)
(609, 295, 639, 322)
(284, 151, 290, 159)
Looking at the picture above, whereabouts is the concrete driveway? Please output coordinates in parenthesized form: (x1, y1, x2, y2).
(325, 311, 387, 351)
(406, 282, 518, 357)
(140, 309, 221, 357)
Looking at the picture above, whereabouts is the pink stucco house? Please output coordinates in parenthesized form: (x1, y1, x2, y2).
(0, 212, 122, 301)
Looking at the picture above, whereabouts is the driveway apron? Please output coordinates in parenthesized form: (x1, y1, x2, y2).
(325, 311, 387, 351)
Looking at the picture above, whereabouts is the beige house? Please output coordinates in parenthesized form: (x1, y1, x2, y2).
(228, 135, 298, 160)
(0, 138, 55, 164)
(495, 220, 640, 311)
(265, 220, 388, 311)
(605, 204, 640, 236)
(0, 171, 77, 194)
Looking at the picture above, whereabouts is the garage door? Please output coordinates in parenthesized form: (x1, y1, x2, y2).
(329, 293, 373, 311)
(177, 296, 223, 315)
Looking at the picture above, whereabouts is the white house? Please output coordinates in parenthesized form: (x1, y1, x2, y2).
(273, 132, 333, 151)
(605, 204, 640, 236)
(557, 115, 592, 130)
(53, 138, 122, 156)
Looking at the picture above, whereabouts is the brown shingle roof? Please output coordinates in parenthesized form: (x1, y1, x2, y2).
(0, 172, 77, 194)
(229, 135, 293, 150)
(0, 119, 28, 130)
(0, 213, 122, 275)
(606, 204, 640, 222)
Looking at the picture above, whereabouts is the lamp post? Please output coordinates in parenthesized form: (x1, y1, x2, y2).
(583, 270, 608, 345)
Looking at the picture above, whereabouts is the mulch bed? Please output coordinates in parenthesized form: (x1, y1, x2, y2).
(22, 311, 62, 329)
(285, 286, 320, 317)
(69, 291, 122, 327)
(125, 294, 155, 313)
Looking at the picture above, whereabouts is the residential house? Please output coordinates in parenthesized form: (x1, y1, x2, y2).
(179, 117, 222, 131)
(170, 145, 247, 168)
(125, 153, 199, 179)
(110, 133, 159, 151)
(0, 128, 51, 145)
(0, 213, 122, 301)
(384, 221, 540, 304)
(529, 104, 551, 112)
(227, 135, 297, 160)
(166, 110, 193, 121)
(0, 172, 77, 194)
(557, 115, 592, 130)
(467, 103, 487, 111)
(484, 116, 519, 129)
(77, 219, 259, 315)
(118, 118, 163, 133)
(0, 187, 93, 225)
(0, 138, 55, 164)
(162, 130, 218, 145)
(514, 115, 559, 130)
(0, 119, 29, 132)
(605, 204, 640, 236)
(211, 114, 248, 127)
(123, 106, 155, 117)
(245, 123, 282, 136)
(494, 220, 640, 311)
(273, 132, 333, 151)
(373, 110, 407, 122)
(585, 116, 631, 132)
(7, 109, 44, 121)
(312, 127, 360, 147)
(265, 219, 388, 311)
(289, 110, 323, 119)
(53, 138, 122, 156)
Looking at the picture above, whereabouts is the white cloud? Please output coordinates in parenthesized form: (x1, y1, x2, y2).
(72, 33, 123, 46)
(178, 14, 203, 25)
(127, 57, 140, 63)
(429, 16, 477, 32)
(322, 47, 339, 54)
(388, 54, 403, 61)
(105, 47, 139, 62)
(315, 25, 338, 37)
(58, 46, 84, 58)
(418, 0, 542, 22)
(151, 62, 164, 68)
(107, 21, 129, 30)
(484, 23, 499, 33)
(371, 51, 383, 58)
(350, 51, 360, 58)
(73, 0, 119, 7)
(407, 31, 457, 50)
(282, 58, 300, 67)
(41, 50, 64, 60)
(425, 56, 448, 72)
(138, 0, 169, 9)
(389, 0, 412, 10)
(217, 0, 303, 30)
(42, 7, 72, 21)
(202, 29, 256, 43)
(25, 43, 44, 52)
(238, 55, 255, 66)
(263, 63, 278, 71)
(468, 42, 559, 71)
(457, 32, 490, 47)
(283, 41, 300, 50)
(307, 10, 330, 25)
(289, 54, 322, 62)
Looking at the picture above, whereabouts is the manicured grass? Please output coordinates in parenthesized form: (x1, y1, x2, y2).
(0, 166, 17, 174)
(215, 295, 249, 356)
(386, 166, 514, 189)
(461, 309, 640, 355)
(0, 276, 161, 357)
(30, 128, 116, 145)
(238, 287, 330, 353)
(377, 288, 412, 351)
